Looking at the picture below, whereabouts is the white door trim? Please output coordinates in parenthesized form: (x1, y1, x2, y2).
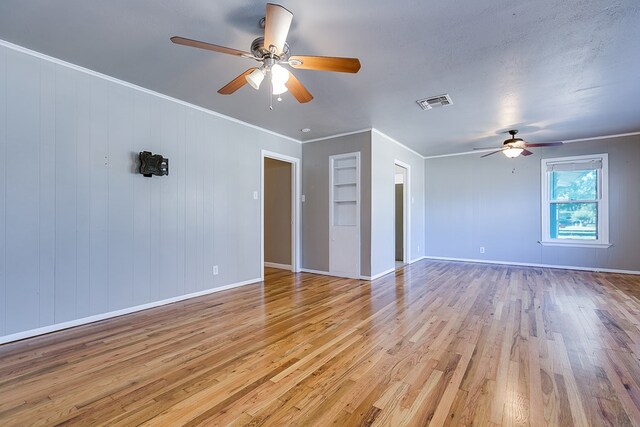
(329, 152, 361, 279)
(394, 159, 411, 264)
(261, 150, 302, 277)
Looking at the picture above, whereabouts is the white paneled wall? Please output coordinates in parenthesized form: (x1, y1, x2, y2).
(0, 42, 301, 340)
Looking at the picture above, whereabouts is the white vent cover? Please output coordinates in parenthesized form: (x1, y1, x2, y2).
(416, 94, 452, 110)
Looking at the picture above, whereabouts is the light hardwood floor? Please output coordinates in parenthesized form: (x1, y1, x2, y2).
(1, 261, 640, 426)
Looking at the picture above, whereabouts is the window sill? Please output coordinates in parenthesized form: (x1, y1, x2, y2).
(538, 241, 612, 249)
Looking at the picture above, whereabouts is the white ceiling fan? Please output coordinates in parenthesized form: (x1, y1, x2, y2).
(171, 3, 361, 106)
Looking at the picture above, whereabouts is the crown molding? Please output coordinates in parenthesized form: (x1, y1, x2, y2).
(301, 128, 372, 143)
(561, 131, 640, 144)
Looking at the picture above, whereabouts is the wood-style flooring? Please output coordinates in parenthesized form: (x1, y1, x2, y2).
(1, 261, 640, 426)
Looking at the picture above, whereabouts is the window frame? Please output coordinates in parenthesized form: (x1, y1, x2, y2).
(540, 153, 610, 248)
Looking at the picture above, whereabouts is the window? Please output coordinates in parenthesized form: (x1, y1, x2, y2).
(541, 154, 610, 247)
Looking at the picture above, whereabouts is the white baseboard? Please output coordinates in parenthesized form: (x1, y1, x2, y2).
(0, 277, 262, 345)
(361, 267, 397, 281)
(422, 256, 640, 275)
(264, 262, 292, 270)
(300, 268, 364, 280)
(301, 267, 397, 281)
(300, 267, 335, 276)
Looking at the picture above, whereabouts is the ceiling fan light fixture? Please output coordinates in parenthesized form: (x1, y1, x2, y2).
(272, 82, 288, 95)
(246, 68, 265, 90)
(503, 147, 524, 158)
(271, 64, 289, 84)
(270, 63, 290, 95)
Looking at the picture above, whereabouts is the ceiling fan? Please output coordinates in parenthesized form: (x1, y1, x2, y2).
(475, 130, 564, 158)
(170, 3, 361, 106)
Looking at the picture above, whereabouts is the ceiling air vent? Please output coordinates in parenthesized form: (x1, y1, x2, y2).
(416, 94, 453, 110)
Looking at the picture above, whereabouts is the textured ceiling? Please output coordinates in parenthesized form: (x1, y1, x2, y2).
(0, 0, 639, 155)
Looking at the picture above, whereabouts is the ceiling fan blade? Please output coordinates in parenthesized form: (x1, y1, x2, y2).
(217, 68, 257, 94)
(285, 71, 313, 103)
(289, 55, 361, 73)
(524, 141, 564, 147)
(171, 36, 252, 57)
(481, 150, 503, 158)
(521, 149, 534, 156)
(264, 3, 293, 56)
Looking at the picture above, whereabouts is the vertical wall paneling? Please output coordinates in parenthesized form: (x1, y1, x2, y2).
(175, 105, 186, 298)
(235, 130, 253, 282)
(132, 91, 152, 305)
(89, 78, 109, 315)
(203, 118, 215, 290)
(76, 72, 92, 319)
(38, 60, 56, 326)
(54, 65, 79, 323)
(0, 47, 6, 335)
(196, 116, 205, 291)
(157, 98, 179, 300)
(212, 121, 230, 287)
(0, 42, 301, 341)
(107, 83, 134, 311)
(183, 109, 197, 294)
(228, 138, 243, 285)
(147, 98, 161, 302)
(5, 50, 41, 333)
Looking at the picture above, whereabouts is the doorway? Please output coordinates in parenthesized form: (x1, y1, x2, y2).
(261, 151, 301, 278)
(394, 161, 410, 267)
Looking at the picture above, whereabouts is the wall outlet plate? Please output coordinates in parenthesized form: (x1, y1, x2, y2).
(479, 247, 485, 254)
(213, 265, 219, 275)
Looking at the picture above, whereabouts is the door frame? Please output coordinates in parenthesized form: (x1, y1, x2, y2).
(261, 150, 301, 278)
(394, 159, 411, 264)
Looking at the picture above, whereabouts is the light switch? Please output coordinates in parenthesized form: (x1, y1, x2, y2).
(253, 191, 258, 200)
(302, 194, 306, 202)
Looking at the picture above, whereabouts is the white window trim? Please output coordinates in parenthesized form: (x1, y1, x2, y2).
(540, 153, 611, 248)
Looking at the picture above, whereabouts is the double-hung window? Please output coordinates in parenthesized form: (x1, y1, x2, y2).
(541, 154, 610, 247)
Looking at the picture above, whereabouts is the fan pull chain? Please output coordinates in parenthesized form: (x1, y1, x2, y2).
(269, 78, 274, 110)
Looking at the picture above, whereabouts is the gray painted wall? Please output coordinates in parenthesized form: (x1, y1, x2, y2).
(264, 158, 292, 266)
(424, 135, 640, 271)
(0, 44, 301, 338)
(371, 132, 426, 277)
(302, 131, 372, 276)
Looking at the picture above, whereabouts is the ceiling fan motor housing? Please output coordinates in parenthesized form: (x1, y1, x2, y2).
(251, 37, 290, 61)
(503, 137, 524, 147)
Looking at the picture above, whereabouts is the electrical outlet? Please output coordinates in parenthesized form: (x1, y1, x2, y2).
(302, 194, 306, 202)
(213, 265, 219, 275)
(479, 247, 485, 254)
(253, 191, 258, 200)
